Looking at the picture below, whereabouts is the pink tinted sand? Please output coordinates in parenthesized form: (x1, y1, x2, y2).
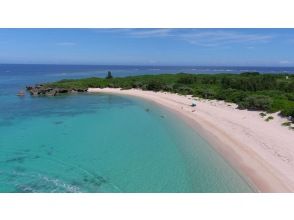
(88, 88, 294, 192)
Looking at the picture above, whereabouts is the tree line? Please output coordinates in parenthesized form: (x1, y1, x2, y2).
(45, 72, 294, 120)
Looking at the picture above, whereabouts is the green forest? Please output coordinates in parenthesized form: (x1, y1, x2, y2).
(45, 72, 294, 120)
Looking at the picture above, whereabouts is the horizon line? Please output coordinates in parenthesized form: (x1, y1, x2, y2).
(1, 63, 294, 68)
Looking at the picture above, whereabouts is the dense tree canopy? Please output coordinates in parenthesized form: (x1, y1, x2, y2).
(45, 72, 294, 119)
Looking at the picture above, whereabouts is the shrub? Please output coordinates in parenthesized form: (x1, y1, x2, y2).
(259, 112, 267, 117)
(238, 95, 273, 111)
(146, 80, 165, 91)
(141, 84, 148, 90)
(281, 121, 292, 126)
(280, 106, 294, 120)
(203, 89, 217, 99)
(163, 84, 174, 92)
(132, 81, 143, 88)
(216, 89, 247, 102)
(240, 72, 260, 76)
(176, 86, 194, 95)
(286, 93, 294, 101)
(120, 84, 132, 90)
(177, 74, 196, 84)
(265, 116, 274, 121)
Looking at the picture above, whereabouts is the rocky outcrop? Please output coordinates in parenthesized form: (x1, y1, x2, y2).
(26, 85, 88, 96)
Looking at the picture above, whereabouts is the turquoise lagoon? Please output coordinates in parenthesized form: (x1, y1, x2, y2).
(0, 93, 253, 192)
(0, 64, 253, 192)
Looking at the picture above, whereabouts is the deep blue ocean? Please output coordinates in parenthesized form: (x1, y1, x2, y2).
(1, 64, 289, 192)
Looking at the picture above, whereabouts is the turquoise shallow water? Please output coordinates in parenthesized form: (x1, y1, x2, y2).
(0, 92, 253, 192)
(0, 64, 254, 192)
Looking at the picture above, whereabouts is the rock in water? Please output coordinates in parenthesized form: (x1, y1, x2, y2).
(26, 85, 88, 96)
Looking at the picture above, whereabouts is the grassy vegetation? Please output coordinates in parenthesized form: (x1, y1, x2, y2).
(265, 116, 274, 122)
(282, 121, 292, 126)
(44, 72, 294, 120)
(259, 112, 267, 117)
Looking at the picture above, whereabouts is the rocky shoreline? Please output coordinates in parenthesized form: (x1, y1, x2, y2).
(26, 85, 88, 96)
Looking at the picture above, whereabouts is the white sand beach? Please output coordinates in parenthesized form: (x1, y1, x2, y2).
(88, 88, 294, 192)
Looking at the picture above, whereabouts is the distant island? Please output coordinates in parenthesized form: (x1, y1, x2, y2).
(27, 72, 294, 121)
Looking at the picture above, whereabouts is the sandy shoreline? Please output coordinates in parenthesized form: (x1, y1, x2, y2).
(88, 88, 294, 192)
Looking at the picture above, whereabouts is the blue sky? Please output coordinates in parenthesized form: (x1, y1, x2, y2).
(0, 28, 294, 66)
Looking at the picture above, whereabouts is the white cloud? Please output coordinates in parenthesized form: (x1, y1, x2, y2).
(127, 29, 172, 38)
(94, 29, 274, 47)
(279, 60, 292, 64)
(93, 28, 172, 38)
(179, 31, 273, 47)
